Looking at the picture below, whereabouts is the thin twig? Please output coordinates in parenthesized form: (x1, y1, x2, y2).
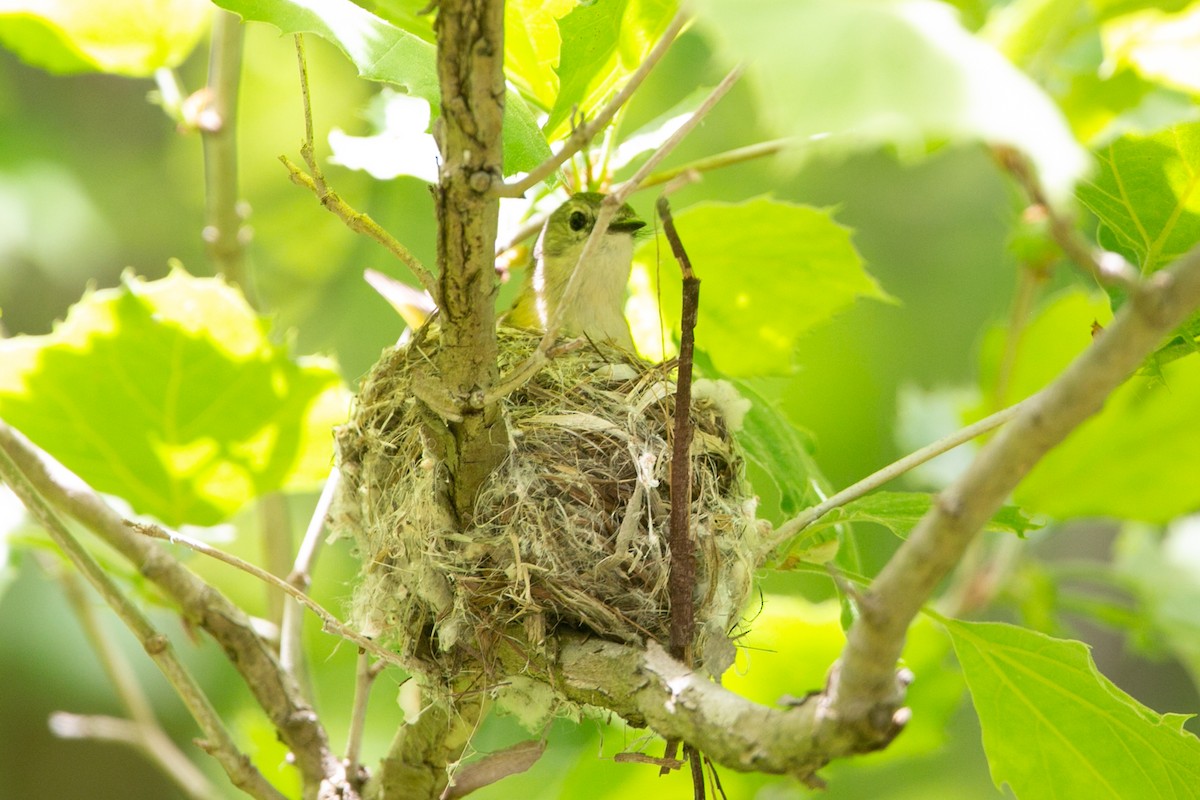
(280, 468, 341, 696)
(0, 440, 285, 800)
(345, 652, 384, 776)
(285, 37, 439, 302)
(610, 67, 742, 205)
(765, 395, 1033, 554)
(48, 562, 222, 800)
(659, 190, 700, 664)
(49, 711, 222, 800)
(496, 13, 689, 198)
(637, 138, 794, 191)
(994, 145, 1140, 291)
(0, 421, 355, 795)
(202, 9, 248, 290)
(129, 520, 407, 671)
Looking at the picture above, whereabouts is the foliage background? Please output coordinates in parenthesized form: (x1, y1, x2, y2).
(2, 0, 1199, 798)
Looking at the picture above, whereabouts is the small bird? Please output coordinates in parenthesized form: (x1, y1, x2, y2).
(506, 192, 645, 350)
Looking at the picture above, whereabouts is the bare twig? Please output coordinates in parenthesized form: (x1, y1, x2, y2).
(658, 190, 700, 664)
(826, 239, 1200, 752)
(47, 563, 221, 800)
(496, 13, 689, 198)
(49, 711, 222, 800)
(766, 396, 1034, 553)
(994, 145, 1140, 291)
(130, 520, 407, 671)
(280, 468, 341, 696)
(201, 9, 248, 290)
(0, 422, 357, 797)
(0, 437, 285, 800)
(283, 37, 439, 302)
(345, 652, 385, 777)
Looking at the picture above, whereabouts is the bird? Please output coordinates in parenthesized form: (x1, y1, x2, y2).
(506, 192, 645, 351)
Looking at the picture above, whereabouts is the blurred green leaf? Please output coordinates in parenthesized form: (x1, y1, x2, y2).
(0, 269, 349, 527)
(811, 492, 1041, 540)
(0, 0, 211, 76)
(1114, 523, 1200, 687)
(1077, 121, 1200, 273)
(974, 288, 1112, 412)
(633, 197, 888, 376)
(545, 0, 677, 139)
(1017, 353, 1200, 522)
(943, 618, 1200, 800)
(214, 0, 552, 175)
(1102, 4, 1200, 95)
(695, 0, 1089, 204)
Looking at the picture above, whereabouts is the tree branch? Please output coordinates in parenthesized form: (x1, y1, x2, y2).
(431, 0, 510, 524)
(0, 432, 284, 800)
(826, 240, 1200, 748)
(201, 9, 249, 290)
(0, 422, 357, 800)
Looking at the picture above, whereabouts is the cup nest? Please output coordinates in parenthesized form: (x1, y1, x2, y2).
(332, 327, 760, 697)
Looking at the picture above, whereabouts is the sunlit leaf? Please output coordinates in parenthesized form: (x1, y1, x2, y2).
(633, 197, 888, 376)
(809, 492, 1040, 540)
(214, 0, 551, 175)
(943, 618, 1200, 800)
(1102, 4, 1200, 95)
(0, 269, 349, 527)
(0, 0, 210, 76)
(505, 0, 575, 111)
(694, 0, 1089, 204)
(1077, 121, 1200, 274)
(545, 0, 677, 139)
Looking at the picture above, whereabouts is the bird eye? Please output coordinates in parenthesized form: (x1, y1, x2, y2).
(568, 210, 588, 232)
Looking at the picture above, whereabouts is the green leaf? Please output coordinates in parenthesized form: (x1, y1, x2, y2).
(811, 492, 1041, 540)
(545, 0, 677, 139)
(734, 380, 825, 519)
(694, 0, 1089, 203)
(213, 0, 551, 176)
(1077, 121, 1200, 274)
(0, 270, 349, 527)
(974, 288, 1113, 412)
(505, 0, 575, 111)
(942, 618, 1200, 800)
(1016, 353, 1200, 522)
(0, 0, 211, 76)
(633, 198, 888, 376)
(1101, 4, 1200, 95)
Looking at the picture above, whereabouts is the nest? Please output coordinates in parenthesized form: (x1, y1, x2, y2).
(332, 327, 760, 696)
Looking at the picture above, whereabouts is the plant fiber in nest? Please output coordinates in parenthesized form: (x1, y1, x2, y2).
(333, 327, 760, 690)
